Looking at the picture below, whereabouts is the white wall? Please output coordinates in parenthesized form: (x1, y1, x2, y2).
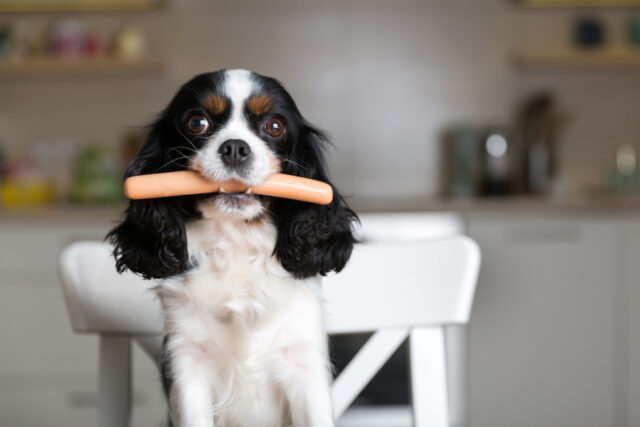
(1, 0, 639, 198)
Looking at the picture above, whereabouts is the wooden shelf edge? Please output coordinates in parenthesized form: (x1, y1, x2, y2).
(515, 0, 640, 7)
(0, 0, 162, 12)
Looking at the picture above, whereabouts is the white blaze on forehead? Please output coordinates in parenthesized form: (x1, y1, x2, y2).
(224, 69, 255, 121)
(190, 68, 277, 199)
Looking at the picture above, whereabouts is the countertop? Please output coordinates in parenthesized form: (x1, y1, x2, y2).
(349, 194, 640, 215)
(0, 204, 125, 225)
(3, 194, 640, 224)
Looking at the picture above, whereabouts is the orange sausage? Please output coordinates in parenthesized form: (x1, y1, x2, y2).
(123, 171, 333, 205)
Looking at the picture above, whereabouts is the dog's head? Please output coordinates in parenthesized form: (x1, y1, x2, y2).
(108, 69, 357, 280)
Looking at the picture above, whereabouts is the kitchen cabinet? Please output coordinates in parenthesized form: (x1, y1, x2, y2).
(0, 213, 166, 427)
(467, 214, 625, 427)
(620, 219, 640, 427)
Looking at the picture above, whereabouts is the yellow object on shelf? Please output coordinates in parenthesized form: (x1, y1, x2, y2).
(1, 180, 54, 208)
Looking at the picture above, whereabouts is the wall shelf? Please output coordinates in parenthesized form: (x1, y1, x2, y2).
(0, 0, 161, 12)
(516, 0, 640, 7)
(513, 48, 640, 69)
(0, 56, 165, 77)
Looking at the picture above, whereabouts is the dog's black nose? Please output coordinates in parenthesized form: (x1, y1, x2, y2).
(218, 139, 252, 168)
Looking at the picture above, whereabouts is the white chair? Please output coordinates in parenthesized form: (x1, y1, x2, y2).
(58, 234, 479, 427)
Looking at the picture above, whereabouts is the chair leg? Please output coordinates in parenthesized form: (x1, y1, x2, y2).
(445, 325, 468, 427)
(98, 335, 131, 427)
(409, 327, 449, 427)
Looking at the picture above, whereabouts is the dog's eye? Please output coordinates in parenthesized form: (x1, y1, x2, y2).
(187, 115, 210, 135)
(266, 118, 285, 138)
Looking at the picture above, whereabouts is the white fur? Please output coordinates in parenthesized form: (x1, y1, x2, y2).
(156, 217, 334, 427)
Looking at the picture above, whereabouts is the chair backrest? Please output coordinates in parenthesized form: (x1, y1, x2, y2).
(58, 241, 163, 335)
(322, 236, 480, 334)
(355, 212, 464, 243)
(59, 234, 480, 335)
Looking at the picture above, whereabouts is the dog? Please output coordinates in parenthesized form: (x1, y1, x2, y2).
(108, 69, 357, 427)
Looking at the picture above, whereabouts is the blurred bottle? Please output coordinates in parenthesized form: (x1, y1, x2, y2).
(111, 27, 146, 59)
(0, 142, 4, 207)
(84, 30, 102, 58)
(71, 144, 123, 204)
(480, 129, 514, 196)
(444, 127, 480, 198)
(1, 146, 55, 208)
(0, 25, 10, 59)
(609, 144, 640, 193)
(630, 17, 640, 47)
(49, 20, 86, 58)
(574, 16, 606, 48)
(517, 93, 565, 195)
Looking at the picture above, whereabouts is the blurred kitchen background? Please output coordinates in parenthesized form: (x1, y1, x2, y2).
(2, 0, 640, 426)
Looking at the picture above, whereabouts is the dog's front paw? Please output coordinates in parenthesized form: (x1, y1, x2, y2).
(189, 417, 211, 427)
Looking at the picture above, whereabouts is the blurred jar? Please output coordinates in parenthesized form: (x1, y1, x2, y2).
(0, 143, 4, 207)
(573, 16, 606, 48)
(0, 146, 55, 208)
(36, 139, 78, 203)
(609, 144, 640, 193)
(48, 20, 85, 58)
(84, 30, 102, 58)
(480, 129, 515, 196)
(630, 17, 640, 47)
(444, 127, 480, 198)
(111, 27, 146, 59)
(516, 92, 564, 195)
(71, 144, 123, 204)
(0, 26, 11, 59)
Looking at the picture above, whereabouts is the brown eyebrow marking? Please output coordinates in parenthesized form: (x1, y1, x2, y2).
(203, 95, 227, 115)
(246, 95, 274, 115)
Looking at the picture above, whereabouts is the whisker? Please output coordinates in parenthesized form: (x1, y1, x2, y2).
(167, 146, 196, 156)
(174, 123, 201, 153)
(260, 204, 276, 218)
(153, 153, 194, 173)
(275, 155, 310, 172)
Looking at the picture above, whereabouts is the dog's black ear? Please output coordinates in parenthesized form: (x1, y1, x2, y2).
(272, 123, 358, 279)
(107, 123, 198, 280)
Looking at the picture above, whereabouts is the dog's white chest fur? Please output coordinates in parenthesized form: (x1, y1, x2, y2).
(155, 216, 332, 427)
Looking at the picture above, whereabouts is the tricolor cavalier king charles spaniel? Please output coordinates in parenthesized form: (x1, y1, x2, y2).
(108, 69, 357, 427)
